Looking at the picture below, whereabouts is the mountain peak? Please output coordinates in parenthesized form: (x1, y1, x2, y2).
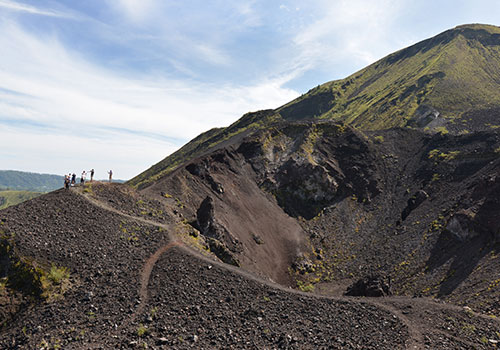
(453, 23, 500, 31)
(428, 23, 500, 48)
(277, 23, 500, 131)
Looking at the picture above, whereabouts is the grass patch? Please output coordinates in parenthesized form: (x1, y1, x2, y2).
(82, 183, 93, 194)
(41, 264, 71, 301)
(46, 264, 70, 284)
(297, 280, 315, 293)
(428, 149, 461, 161)
(137, 324, 148, 337)
(434, 126, 449, 135)
(461, 323, 476, 334)
(1, 238, 71, 301)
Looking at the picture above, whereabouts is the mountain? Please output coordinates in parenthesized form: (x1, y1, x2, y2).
(129, 23, 500, 189)
(2, 24, 500, 349)
(0, 170, 63, 192)
(278, 24, 500, 129)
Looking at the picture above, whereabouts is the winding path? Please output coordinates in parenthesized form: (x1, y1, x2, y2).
(136, 240, 182, 320)
(76, 187, 500, 349)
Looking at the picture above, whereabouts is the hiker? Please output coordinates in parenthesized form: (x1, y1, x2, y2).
(71, 173, 76, 186)
(90, 169, 95, 182)
(64, 175, 70, 189)
(81, 170, 86, 185)
(108, 170, 113, 182)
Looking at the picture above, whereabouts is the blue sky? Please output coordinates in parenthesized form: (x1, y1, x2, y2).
(1, 0, 500, 180)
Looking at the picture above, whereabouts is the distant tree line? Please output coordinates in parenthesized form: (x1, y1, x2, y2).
(0, 170, 63, 193)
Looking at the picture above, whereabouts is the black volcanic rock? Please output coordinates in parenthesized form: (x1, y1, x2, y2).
(196, 196, 242, 264)
(196, 196, 217, 238)
(345, 275, 392, 297)
(401, 190, 429, 220)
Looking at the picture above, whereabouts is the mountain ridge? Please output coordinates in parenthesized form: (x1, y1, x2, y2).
(0, 170, 63, 192)
(0, 190, 43, 210)
(129, 23, 500, 189)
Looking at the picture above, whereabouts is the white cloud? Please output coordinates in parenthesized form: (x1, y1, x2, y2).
(194, 44, 232, 66)
(0, 125, 177, 180)
(110, 0, 158, 23)
(234, 1, 262, 27)
(289, 0, 407, 78)
(0, 0, 72, 18)
(0, 19, 299, 178)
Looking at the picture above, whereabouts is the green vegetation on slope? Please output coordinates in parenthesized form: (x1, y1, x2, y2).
(0, 236, 71, 302)
(0, 190, 43, 210)
(278, 24, 500, 129)
(0, 170, 63, 192)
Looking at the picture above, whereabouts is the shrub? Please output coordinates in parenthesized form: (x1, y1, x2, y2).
(428, 149, 440, 159)
(47, 265, 70, 284)
(137, 324, 148, 337)
(297, 280, 315, 292)
(373, 135, 384, 144)
(435, 126, 449, 135)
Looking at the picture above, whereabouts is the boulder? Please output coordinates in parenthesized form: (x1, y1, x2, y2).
(345, 274, 391, 297)
(196, 196, 217, 238)
(196, 197, 242, 264)
(207, 238, 240, 267)
(445, 210, 477, 242)
(407, 105, 440, 128)
(401, 190, 429, 220)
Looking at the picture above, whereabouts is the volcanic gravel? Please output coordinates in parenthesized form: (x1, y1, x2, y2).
(0, 185, 499, 349)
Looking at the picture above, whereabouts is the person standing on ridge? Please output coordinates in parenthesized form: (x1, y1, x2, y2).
(64, 175, 70, 189)
(81, 170, 86, 185)
(108, 170, 113, 182)
(90, 169, 95, 182)
(71, 173, 76, 186)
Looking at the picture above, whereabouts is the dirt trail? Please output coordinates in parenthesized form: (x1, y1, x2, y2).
(135, 240, 182, 319)
(78, 191, 186, 326)
(80, 190, 173, 231)
(366, 299, 424, 349)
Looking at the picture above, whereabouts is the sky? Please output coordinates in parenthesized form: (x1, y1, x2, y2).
(1, 0, 499, 180)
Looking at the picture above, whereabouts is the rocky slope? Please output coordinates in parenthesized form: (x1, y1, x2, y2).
(1, 183, 500, 349)
(139, 119, 500, 315)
